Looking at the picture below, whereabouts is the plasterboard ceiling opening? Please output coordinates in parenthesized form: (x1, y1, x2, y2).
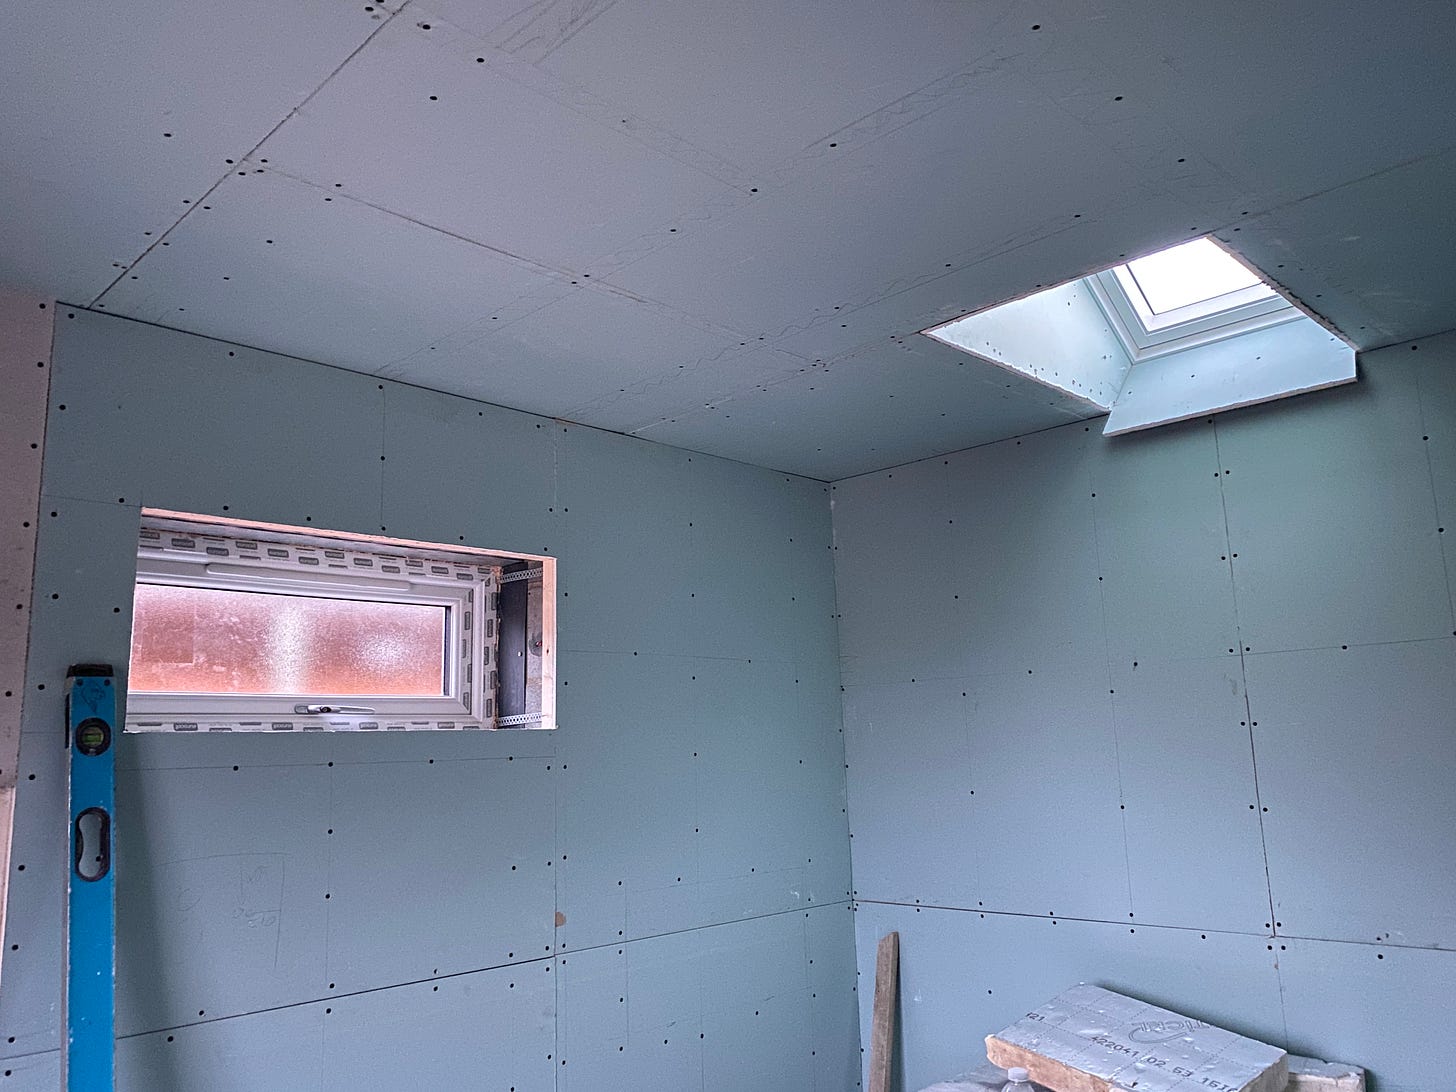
(922, 236, 1357, 436)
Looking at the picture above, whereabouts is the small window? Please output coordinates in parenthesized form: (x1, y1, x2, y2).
(131, 584, 451, 698)
(125, 513, 555, 733)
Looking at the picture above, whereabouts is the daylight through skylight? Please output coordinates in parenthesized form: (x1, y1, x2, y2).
(921, 232, 1354, 438)
(1124, 237, 1273, 314)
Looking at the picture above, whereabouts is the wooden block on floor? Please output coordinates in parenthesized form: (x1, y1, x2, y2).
(1285, 1055, 1365, 1092)
(986, 984, 1287, 1092)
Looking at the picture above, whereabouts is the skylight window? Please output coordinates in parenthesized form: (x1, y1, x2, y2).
(1091, 238, 1296, 357)
(1123, 238, 1272, 314)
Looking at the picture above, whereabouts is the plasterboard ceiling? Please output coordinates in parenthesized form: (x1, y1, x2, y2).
(2, 0, 1454, 480)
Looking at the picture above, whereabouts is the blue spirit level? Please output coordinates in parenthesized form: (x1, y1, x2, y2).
(63, 664, 116, 1091)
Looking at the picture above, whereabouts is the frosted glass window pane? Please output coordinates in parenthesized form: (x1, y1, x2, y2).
(130, 583, 447, 696)
(1126, 237, 1272, 314)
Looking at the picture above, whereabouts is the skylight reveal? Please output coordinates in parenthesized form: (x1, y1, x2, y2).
(921, 236, 1356, 436)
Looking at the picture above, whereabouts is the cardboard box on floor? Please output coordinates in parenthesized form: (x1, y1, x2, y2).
(986, 984, 1288, 1092)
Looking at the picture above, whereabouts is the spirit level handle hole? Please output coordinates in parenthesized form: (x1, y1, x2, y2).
(73, 807, 111, 882)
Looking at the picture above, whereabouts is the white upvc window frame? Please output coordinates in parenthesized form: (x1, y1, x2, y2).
(126, 526, 499, 732)
(1088, 261, 1301, 363)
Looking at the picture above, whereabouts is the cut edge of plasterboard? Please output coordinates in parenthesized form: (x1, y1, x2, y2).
(0, 291, 55, 990)
(918, 334, 1111, 415)
(1102, 323, 1357, 437)
(1102, 369, 1357, 436)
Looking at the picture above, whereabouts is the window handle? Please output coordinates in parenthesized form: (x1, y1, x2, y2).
(295, 704, 376, 715)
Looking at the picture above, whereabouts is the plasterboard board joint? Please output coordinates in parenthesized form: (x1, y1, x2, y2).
(1085, 445, 1137, 922)
(1412, 361, 1456, 636)
(88, 3, 411, 309)
(1210, 417, 1288, 1045)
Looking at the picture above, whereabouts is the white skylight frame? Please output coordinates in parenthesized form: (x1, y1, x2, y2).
(1087, 240, 1302, 362)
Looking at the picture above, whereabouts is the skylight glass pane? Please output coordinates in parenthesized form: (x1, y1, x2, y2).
(130, 584, 448, 696)
(1125, 238, 1273, 314)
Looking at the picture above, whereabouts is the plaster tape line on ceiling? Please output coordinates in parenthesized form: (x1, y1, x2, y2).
(63, 664, 119, 1090)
